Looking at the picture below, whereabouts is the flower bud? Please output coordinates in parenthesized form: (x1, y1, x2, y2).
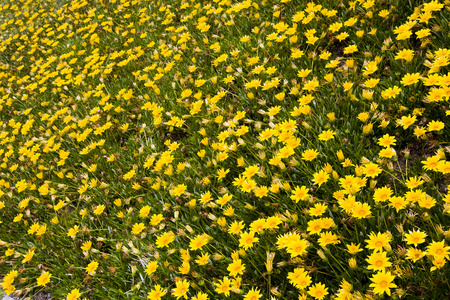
(349, 258, 357, 269)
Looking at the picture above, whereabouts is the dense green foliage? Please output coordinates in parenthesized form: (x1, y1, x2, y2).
(1, 0, 450, 299)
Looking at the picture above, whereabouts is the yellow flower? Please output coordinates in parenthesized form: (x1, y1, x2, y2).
(86, 261, 99, 275)
(28, 222, 40, 235)
(288, 267, 311, 289)
(328, 22, 342, 32)
(155, 231, 175, 248)
(363, 61, 377, 76)
(364, 78, 380, 88)
(81, 241, 92, 252)
(428, 120, 445, 131)
(22, 249, 35, 263)
(379, 147, 396, 158)
(192, 292, 209, 300)
(343, 44, 358, 54)
(147, 284, 166, 300)
(123, 169, 136, 180)
(303, 79, 319, 91)
(404, 230, 427, 247)
(307, 282, 329, 300)
(318, 231, 339, 247)
(395, 49, 414, 62)
(431, 255, 446, 271)
(309, 204, 327, 217)
(244, 288, 262, 300)
(389, 196, 409, 212)
(181, 89, 192, 98)
(400, 72, 421, 86)
(365, 232, 391, 252)
(150, 214, 164, 226)
(363, 163, 382, 178)
(239, 231, 258, 250)
(171, 279, 190, 299)
(427, 240, 450, 259)
(416, 28, 431, 39)
(253, 186, 269, 198)
(378, 134, 396, 147)
(195, 253, 210, 266)
(349, 257, 357, 269)
(438, 161, 450, 174)
(257, 216, 276, 231)
(217, 194, 232, 207)
(240, 179, 257, 193)
(145, 261, 158, 275)
(369, 271, 397, 296)
(406, 247, 426, 262)
(379, 9, 390, 18)
(277, 146, 295, 159)
(229, 221, 245, 235)
(381, 86, 402, 99)
(345, 17, 358, 26)
(287, 238, 309, 257)
(250, 218, 266, 234)
(422, 155, 440, 171)
(245, 79, 261, 89)
(267, 106, 282, 117)
(5, 248, 14, 257)
(67, 288, 82, 300)
(351, 202, 372, 219)
(189, 235, 208, 251)
(302, 149, 319, 161)
(217, 168, 229, 180)
(318, 129, 335, 141)
(139, 205, 151, 218)
(312, 170, 329, 186)
(290, 186, 309, 202)
(3, 269, 18, 286)
(172, 184, 187, 196)
(366, 251, 392, 271)
(297, 69, 311, 78)
(347, 243, 363, 254)
(36, 224, 47, 236)
(373, 186, 392, 202)
(131, 223, 145, 235)
(357, 112, 369, 122)
(397, 115, 417, 129)
(215, 277, 231, 296)
(228, 259, 245, 277)
(307, 219, 323, 235)
(36, 271, 52, 287)
(93, 204, 105, 215)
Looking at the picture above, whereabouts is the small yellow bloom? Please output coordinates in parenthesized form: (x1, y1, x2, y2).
(132, 223, 145, 235)
(86, 261, 99, 275)
(36, 271, 52, 286)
